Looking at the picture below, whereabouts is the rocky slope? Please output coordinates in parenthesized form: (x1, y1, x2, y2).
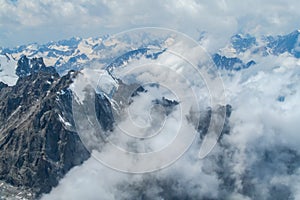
(0, 56, 90, 198)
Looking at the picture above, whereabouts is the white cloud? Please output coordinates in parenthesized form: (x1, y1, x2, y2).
(1, 0, 300, 50)
(1, 1, 299, 199)
(42, 29, 300, 199)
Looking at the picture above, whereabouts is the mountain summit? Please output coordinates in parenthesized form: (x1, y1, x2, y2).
(0, 58, 90, 198)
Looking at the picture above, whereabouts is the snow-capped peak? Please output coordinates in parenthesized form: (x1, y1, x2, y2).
(0, 54, 18, 86)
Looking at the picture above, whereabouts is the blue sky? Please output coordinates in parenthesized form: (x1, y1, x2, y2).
(1, 0, 300, 48)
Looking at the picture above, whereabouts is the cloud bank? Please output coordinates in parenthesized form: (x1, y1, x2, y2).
(42, 29, 300, 199)
(1, 0, 300, 51)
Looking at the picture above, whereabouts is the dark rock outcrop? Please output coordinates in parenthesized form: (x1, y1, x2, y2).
(213, 54, 256, 71)
(0, 81, 8, 91)
(16, 55, 56, 77)
(0, 66, 90, 197)
(95, 93, 115, 132)
(266, 30, 300, 58)
(197, 104, 232, 140)
(231, 34, 257, 53)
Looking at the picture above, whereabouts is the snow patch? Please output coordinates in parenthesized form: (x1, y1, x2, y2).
(0, 54, 18, 86)
(58, 114, 72, 127)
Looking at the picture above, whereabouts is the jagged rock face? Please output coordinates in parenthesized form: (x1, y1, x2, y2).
(0, 81, 8, 91)
(198, 104, 232, 140)
(212, 54, 256, 71)
(95, 93, 115, 132)
(0, 69, 90, 197)
(16, 55, 56, 77)
(0, 54, 235, 199)
(231, 34, 257, 53)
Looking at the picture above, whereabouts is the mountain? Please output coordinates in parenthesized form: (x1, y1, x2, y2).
(16, 55, 56, 77)
(220, 30, 300, 57)
(0, 54, 18, 86)
(265, 30, 300, 58)
(0, 36, 166, 76)
(230, 34, 257, 53)
(0, 54, 233, 199)
(0, 57, 90, 198)
(212, 53, 256, 71)
(0, 30, 299, 199)
(0, 37, 102, 75)
(1, 30, 299, 77)
(214, 30, 300, 70)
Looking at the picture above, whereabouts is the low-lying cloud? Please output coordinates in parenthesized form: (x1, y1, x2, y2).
(42, 30, 300, 200)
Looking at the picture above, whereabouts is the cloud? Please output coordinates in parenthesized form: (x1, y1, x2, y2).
(42, 31, 225, 199)
(42, 31, 300, 199)
(218, 52, 300, 199)
(1, 0, 300, 50)
(1, 1, 299, 199)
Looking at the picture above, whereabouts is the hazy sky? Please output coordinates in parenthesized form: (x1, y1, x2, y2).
(1, 0, 300, 48)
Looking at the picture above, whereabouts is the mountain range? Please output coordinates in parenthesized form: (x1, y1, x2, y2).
(0, 30, 300, 199)
(0, 30, 299, 78)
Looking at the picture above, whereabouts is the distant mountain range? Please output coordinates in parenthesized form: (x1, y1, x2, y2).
(0, 30, 300, 79)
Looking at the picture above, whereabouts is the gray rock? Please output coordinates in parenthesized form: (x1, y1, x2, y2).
(0, 69, 90, 198)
